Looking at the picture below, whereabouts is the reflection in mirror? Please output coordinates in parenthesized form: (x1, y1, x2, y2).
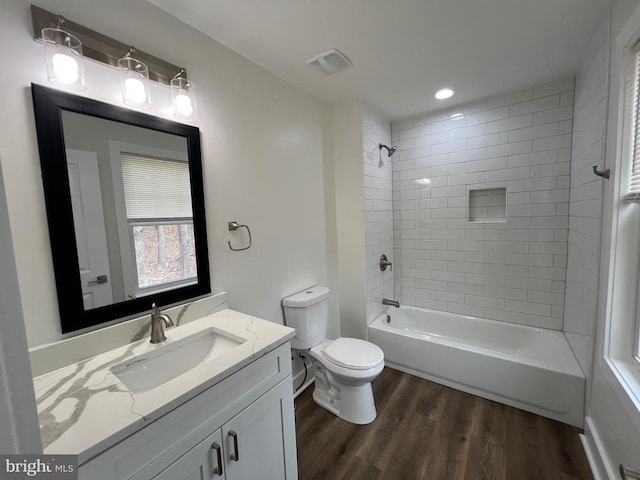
(31, 84, 210, 333)
(61, 112, 196, 309)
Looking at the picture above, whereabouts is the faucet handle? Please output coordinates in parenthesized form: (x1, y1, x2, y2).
(151, 303, 160, 316)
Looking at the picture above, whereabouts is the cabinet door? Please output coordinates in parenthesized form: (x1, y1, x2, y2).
(222, 379, 297, 480)
(154, 429, 226, 480)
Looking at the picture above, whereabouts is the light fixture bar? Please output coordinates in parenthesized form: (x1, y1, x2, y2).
(31, 5, 186, 86)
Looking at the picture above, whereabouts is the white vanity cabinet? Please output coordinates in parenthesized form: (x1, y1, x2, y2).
(79, 342, 297, 480)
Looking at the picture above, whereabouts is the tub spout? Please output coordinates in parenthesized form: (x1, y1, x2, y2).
(382, 298, 400, 308)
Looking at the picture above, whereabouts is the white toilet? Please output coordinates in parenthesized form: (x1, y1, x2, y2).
(283, 286, 384, 424)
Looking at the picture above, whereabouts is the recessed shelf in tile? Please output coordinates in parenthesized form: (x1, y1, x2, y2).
(469, 188, 506, 223)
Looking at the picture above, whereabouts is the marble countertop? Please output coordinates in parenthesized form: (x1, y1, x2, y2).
(32, 309, 295, 464)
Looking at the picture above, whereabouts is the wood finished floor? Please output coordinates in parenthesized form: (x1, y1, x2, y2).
(295, 368, 592, 480)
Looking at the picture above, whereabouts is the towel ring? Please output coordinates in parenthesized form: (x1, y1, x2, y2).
(227, 221, 252, 251)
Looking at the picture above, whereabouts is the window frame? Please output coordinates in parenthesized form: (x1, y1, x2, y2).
(109, 140, 195, 301)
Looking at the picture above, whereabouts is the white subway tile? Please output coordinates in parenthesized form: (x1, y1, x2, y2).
(466, 273, 505, 287)
(528, 290, 565, 305)
(508, 150, 557, 167)
(484, 308, 526, 324)
(506, 253, 554, 266)
(487, 140, 532, 157)
(533, 77, 575, 98)
(484, 286, 528, 301)
(467, 107, 509, 126)
(533, 106, 574, 125)
(509, 95, 560, 116)
(505, 300, 551, 316)
(486, 167, 531, 182)
(526, 315, 562, 330)
(529, 241, 568, 254)
(507, 177, 557, 192)
(485, 263, 529, 277)
(447, 302, 484, 317)
(449, 261, 485, 274)
(449, 147, 487, 164)
(533, 134, 572, 152)
(508, 277, 552, 292)
(528, 266, 567, 280)
(414, 110, 449, 126)
(531, 161, 570, 177)
(466, 295, 505, 309)
(485, 241, 529, 253)
(466, 157, 509, 172)
(487, 88, 534, 108)
(430, 271, 466, 283)
(486, 114, 533, 134)
(508, 123, 559, 142)
(448, 172, 486, 185)
(467, 132, 509, 149)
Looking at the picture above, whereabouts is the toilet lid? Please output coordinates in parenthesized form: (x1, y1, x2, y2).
(323, 338, 384, 370)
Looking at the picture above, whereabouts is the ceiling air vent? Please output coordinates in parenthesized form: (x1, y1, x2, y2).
(306, 49, 353, 76)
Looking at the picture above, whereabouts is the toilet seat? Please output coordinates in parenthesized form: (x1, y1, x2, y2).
(323, 338, 384, 370)
(310, 338, 384, 382)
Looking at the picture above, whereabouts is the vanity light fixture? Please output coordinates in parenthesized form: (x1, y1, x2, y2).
(118, 47, 151, 109)
(41, 16, 86, 90)
(171, 69, 197, 121)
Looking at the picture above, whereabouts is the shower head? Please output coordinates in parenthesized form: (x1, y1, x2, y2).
(379, 143, 397, 157)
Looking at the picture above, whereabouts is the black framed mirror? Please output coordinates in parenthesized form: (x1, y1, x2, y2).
(31, 84, 210, 333)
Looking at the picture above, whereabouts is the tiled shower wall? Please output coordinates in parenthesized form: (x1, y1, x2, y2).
(391, 79, 575, 330)
(564, 17, 609, 376)
(363, 102, 394, 323)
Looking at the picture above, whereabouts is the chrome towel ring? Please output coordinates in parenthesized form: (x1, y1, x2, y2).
(227, 221, 252, 251)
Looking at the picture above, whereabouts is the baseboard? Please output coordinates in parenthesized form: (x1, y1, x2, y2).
(293, 377, 315, 399)
(583, 416, 618, 480)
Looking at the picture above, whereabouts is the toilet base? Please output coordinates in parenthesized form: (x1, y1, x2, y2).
(312, 370, 377, 424)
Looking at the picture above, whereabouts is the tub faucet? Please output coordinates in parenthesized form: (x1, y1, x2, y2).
(150, 303, 174, 344)
(382, 298, 400, 308)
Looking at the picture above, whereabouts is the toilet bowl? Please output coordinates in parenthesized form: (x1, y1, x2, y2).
(282, 286, 385, 424)
(307, 338, 384, 424)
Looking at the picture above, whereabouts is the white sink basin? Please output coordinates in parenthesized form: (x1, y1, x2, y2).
(110, 328, 245, 393)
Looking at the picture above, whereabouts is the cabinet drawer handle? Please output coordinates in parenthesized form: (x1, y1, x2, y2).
(211, 442, 223, 476)
(229, 430, 239, 462)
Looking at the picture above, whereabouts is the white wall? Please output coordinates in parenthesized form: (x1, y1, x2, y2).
(0, 0, 336, 347)
(390, 81, 573, 329)
(0, 159, 42, 453)
(332, 101, 368, 339)
(564, 18, 610, 379)
(362, 102, 394, 324)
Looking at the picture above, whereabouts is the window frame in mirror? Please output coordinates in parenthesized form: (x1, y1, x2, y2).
(31, 83, 210, 333)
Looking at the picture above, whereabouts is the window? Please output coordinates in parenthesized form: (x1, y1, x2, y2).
(627, 49, 640, 202)
(121, 154, 196, 295)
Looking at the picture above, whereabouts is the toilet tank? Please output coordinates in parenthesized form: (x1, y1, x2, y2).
(282, 286, 330, 349)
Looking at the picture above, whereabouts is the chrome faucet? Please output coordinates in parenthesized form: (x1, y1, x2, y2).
(150, 303, 174, 344)
(382, 298, 400, 308)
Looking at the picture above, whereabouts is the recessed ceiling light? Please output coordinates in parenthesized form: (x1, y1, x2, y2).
(435, 88, 455, 100)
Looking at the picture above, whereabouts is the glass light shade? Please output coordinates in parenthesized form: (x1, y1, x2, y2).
(118, 56, 151, 109)
(42, 28, 86, 90)
(171, 77, 197, 121)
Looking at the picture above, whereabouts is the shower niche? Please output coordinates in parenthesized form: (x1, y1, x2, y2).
(468, 187, 507, 223)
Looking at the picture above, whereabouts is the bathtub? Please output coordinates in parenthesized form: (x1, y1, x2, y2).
(368, 306, 585, 427)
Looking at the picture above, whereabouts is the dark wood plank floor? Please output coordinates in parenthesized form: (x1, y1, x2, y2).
(295, 368, 592, 480)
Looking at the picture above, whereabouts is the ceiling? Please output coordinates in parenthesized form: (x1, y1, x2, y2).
(148, 0, 614, 120)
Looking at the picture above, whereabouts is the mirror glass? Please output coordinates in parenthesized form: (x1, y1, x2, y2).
(31, 84, 210, 333)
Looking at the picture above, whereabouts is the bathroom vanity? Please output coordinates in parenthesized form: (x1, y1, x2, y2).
(32, 309, 297, 480)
